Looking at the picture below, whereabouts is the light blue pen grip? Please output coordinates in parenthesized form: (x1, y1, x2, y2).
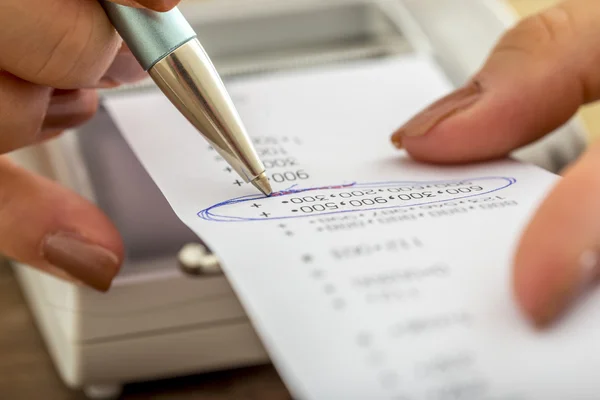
(100, 2, 197, 71)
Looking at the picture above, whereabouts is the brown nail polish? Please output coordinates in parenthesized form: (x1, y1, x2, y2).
(42, 232, 120, 292)
(391, 135, 403, 149)
(42, 264, 85, 286)
(392, 80, 482, 139)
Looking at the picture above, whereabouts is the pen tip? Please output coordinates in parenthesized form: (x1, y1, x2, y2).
(251, 173, 272, 196)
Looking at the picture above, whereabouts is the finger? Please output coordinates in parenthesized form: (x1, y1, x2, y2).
(390, 0, 600, 163)
(513, 140, 600, 327)
(0, 1, 174, 89)
(0, 73, 98, 154)
(99, 43, 148, 89)
(0, 157, 123, 292)
(0, 0, 124, 89)
(0, 72, 51, 153)
(42, 89, 99, 134)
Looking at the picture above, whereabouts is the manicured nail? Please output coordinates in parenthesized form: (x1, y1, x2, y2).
(391, 135, 403, 149)
(43, 264, 85, 286)
(97, 77, 120, 89)
(114, 0, 144, 7)
(534, 250, 600, 328)
(132, 0, 180, 12)
(391, 80, 482, 144)
(41, 90, 95, 132)
(42, 232, 120, 292)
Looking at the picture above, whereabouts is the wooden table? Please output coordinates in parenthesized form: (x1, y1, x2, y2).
(0, 261, 291, 399)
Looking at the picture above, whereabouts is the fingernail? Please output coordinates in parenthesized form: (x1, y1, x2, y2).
(391, 135, 403, 149)
(43, 264, 85, 286)
(97, 77, 120, 89)
(112, 0, 145, 7)
(42, 232, 120, 292)
(42, 90, 95, 132)
(130, 0, 180, 12)
(391, 80, 482, 144)
(534, 250, 600, 328)
(98, 47, 147, 88)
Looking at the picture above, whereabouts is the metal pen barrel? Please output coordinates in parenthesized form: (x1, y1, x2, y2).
(99, 2, 272, 195)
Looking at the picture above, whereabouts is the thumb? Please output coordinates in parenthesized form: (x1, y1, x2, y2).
(391, 0, 600, 163)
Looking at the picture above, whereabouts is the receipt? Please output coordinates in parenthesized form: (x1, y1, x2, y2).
(103, 54, 600, 399)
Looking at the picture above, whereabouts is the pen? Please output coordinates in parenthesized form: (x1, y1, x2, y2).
(99, 2, 272, 196)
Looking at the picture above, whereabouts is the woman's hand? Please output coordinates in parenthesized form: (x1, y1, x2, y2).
(0, 0, 179, 291)
(391, 0, 600, 328)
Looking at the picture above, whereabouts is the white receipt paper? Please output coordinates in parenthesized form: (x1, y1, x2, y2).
(104, 54, 600, 399)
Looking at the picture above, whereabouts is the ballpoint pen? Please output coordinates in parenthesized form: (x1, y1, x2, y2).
(99, 2, 272, 196)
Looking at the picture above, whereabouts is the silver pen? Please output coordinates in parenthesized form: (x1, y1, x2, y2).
(100, 2, 272, 196)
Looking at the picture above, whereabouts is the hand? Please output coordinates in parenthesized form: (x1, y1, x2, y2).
(0, 0, 179, 292)
(390, 0, 600, 328)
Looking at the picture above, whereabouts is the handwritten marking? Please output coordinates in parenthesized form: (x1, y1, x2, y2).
(197, 177, 516, 222)
(269, 183, 356, 198)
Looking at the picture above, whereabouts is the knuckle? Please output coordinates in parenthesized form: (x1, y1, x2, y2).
(488, 5, 600, 102)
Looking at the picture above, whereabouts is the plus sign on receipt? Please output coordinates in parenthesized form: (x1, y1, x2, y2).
(103, 54, 600, 400)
